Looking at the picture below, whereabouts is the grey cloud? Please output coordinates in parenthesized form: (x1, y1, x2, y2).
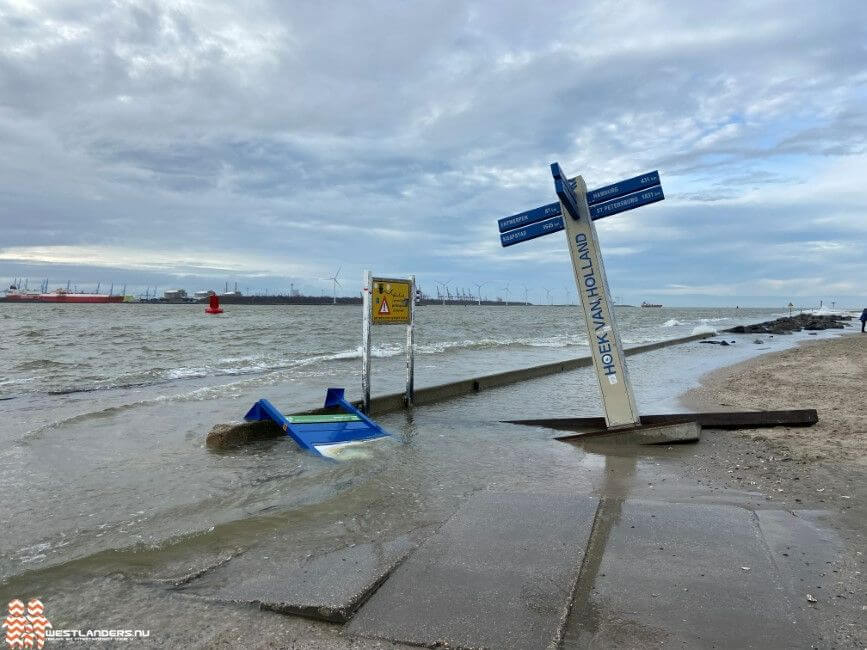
(1, 0, 866, 303)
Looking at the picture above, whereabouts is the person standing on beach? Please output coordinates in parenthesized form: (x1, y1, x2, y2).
(861, 307, 867, 333)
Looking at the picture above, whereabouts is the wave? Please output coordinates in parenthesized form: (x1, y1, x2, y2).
(691, 325, 718, 335)
(42, 336, 589, 396)
(662, 319, 684, 327)
(800, 307, 848, 316)
(15, 359, 78, 371)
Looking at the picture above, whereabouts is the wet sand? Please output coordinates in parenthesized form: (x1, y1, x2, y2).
(683, 333, 867, 466)
(679, 333, 866, 648)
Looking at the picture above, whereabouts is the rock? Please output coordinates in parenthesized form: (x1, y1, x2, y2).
(206, 420, 283, 449)
(724, 313, 849, 335)
(753, 339, 764, 344)
(720, 340, 730, 346)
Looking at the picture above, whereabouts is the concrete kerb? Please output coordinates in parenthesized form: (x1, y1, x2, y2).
(323, 332, 715, 417)
(205, 332, 713, 447)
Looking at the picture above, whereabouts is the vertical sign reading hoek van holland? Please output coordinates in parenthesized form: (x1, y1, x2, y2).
(496, 164, 665, 430)
(553, 164, 639, 429)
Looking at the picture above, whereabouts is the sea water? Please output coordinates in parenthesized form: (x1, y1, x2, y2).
(0, 303, 852, 582)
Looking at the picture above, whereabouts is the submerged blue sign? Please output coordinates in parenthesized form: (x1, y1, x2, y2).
(500, 215, 564, 247)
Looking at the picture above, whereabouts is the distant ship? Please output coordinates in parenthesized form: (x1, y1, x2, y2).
(3, 286, 124, 303)
(640, 301, 663, 308)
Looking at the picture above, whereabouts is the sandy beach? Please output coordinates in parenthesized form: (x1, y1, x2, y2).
(678, 333, 866, 648)
(684, 333, 867, 466)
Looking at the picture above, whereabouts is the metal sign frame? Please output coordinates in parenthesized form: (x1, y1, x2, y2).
(362, 270, 416, 413)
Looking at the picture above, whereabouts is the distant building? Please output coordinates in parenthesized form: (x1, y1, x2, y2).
(163, 289, 188, 301)
(193, 290, 216, 300)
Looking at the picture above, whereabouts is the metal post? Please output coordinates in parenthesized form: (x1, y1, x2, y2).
(361, 269, 372, 414)
(560, 175, 640, 429)
(406, 275, 415, 406)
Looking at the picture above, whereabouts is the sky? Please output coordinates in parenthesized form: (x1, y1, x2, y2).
(1, 0, 866, 307)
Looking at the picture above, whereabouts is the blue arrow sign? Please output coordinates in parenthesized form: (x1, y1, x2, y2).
(498, 170, 663, 233)
(500, 215, 564, 247)
(589, 185, 664, 219)
(586, 171, 660, 206)
(498, 201, 562, 233)
(551, 163, 581, 220)
(497, 169, 665, 248)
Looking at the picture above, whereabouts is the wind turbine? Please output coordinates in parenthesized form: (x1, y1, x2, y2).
(502, 284, 511, 305)
(523, 285, 529, 306)
(436, 280, 451, 306)
(474, 281, 489, 305)
(545, 288, 552, 306)
(328, 266, 342, 304)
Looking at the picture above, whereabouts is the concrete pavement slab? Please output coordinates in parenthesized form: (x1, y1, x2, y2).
(178, 536, 414, 623)
(348, 492, 600, 649)
(563, 500, 808, 649)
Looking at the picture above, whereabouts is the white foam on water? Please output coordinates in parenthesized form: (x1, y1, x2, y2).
(691, 325, 718, 335)
(314, 438, 384, 460)
(802, 306, 847, 316)
(662, 319, 684, 327)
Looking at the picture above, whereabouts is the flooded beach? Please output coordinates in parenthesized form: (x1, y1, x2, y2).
(0, 304, 848, 583)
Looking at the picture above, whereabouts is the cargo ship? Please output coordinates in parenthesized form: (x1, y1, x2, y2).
(640, 301, 663, 308)
(3, 286, 125, 303)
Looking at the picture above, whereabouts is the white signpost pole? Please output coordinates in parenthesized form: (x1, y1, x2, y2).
(406, 275, 415, 406)
(361, 269, 372, 414)
(559, 175, 640, 429)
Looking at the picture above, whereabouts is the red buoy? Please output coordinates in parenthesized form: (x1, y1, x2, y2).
(205, 294, 224, 314)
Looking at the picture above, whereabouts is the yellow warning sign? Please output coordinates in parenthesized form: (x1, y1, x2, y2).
(371, 277, 411, 325)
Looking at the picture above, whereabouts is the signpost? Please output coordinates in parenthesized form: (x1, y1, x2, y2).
(362, 271, 416, 414)
(497, 165, 665, 430)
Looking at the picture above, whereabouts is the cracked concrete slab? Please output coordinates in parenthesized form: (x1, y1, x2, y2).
(178, 536, 414, 623)
(347, 492, 600, 649)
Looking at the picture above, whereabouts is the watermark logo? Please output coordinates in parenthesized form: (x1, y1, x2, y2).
(3, 599, 51, 649)
(3, 599, 149, 645)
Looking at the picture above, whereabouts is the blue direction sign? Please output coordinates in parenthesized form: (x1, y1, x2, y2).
(551, 163, 580, 220)
(500, 215, 564, 247)
(589, 185, 664, 219)
(498, 170, 663, 235)
(586, 171, 660, 206)
(498, 201, 561, 233)
(496, 168, 665, 248)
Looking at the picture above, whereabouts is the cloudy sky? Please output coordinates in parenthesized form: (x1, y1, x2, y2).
(1, 0, 866, 306)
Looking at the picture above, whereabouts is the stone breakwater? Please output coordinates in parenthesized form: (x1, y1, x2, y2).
(724, 313, 850, 335)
